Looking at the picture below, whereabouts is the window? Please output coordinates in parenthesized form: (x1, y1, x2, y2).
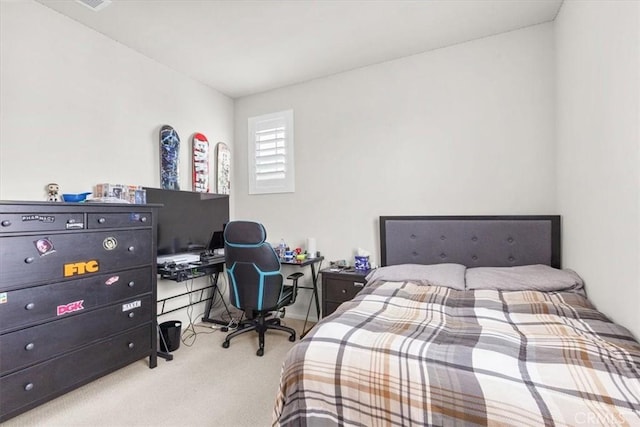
(248, 110, 295, 194)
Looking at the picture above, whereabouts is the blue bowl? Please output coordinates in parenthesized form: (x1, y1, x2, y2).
(62, 192, 92, 203)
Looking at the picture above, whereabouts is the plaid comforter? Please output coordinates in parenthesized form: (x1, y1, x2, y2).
(273, 280, 640, 426)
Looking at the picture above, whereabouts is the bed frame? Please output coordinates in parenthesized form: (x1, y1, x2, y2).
(380, 215, 561, 269)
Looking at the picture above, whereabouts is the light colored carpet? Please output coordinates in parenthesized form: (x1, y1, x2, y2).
(2, 318, 308, 427)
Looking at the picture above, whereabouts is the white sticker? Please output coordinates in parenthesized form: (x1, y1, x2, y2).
(122, 300, 141, 311)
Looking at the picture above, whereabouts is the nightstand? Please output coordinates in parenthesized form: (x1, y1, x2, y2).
(321, 268, 370, 317)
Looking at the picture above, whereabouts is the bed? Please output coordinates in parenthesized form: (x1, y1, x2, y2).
(273, 216, 640, 426)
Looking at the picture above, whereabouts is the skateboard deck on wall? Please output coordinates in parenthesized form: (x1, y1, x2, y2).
(160, 125, 180, 190)
(215, 142, 230, 194)
(192, 133, 209, 192)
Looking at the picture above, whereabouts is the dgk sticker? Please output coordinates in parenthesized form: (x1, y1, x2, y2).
(64, 260, 99, 277)
(57, 300, 85, 316)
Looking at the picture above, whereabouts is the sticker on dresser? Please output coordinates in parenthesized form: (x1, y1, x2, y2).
(63, 260, 100, 277)
(122, 300, 142, 311)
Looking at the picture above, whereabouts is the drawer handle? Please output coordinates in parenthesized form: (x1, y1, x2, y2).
(128, 246, 135, 252)
(128, 281, 135, 287)
(354, 282, 364, 287)
(25, 302, 35, 310)
(24, 383, 34, 391)
(1, 220, 11, 227)
(128, 342, 135, 349)
(140, 216, 148, 223)
(128, 312, 135, 318)
(25, 342, 35, 351)
(98, 217, 106, 224)
(24, 257, 35, 264)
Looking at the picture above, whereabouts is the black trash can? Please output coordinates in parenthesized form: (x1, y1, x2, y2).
(159, 320, 182, 352)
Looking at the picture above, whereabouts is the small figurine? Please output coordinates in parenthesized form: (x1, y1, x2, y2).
(47, 183, 60, 202)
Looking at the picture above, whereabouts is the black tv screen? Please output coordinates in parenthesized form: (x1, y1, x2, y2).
(145, 187, 229, 256)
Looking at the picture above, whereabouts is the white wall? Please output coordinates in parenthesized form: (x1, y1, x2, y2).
(0, 1, 235, 327)
(234, 24, 556, 319)
(0, 1, 234, 200)
(556, 0, 640, 339)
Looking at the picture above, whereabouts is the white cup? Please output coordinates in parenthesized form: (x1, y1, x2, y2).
(307, 251, 316, 259)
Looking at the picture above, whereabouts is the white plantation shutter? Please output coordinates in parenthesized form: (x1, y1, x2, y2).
(248, 110, 295, 194)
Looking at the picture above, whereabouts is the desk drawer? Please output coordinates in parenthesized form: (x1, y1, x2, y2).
(0, 267, 151, 332)
(0, 295, 152, 373)
(0, 324, 151, 422)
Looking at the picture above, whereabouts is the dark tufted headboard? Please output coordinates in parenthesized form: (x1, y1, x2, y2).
(380, 216, 561, 269)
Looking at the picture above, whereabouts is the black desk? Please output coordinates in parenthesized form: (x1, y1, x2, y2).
(280, 256, 324, 338)
(156, 258, 231, 360)
(157, 255, 324, 342)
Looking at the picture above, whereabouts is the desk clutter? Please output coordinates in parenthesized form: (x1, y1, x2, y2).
(275, 237, 319, 263)
(157, 258, 224, 282)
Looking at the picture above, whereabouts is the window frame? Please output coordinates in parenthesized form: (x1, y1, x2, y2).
(248, 109, 295, 195)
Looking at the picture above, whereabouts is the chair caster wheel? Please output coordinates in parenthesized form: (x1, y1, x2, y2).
(289, 335, 296, 342)
(256, 348, 264, 357)
(222, 340, 230, 348)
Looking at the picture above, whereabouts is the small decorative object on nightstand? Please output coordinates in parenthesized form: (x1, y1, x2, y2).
(321, 268, 371, 318)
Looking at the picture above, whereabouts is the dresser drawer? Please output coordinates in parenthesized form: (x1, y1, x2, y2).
(0, 267, 151, 333)
(0, 229, 152, 290)
(324, 278, 365, 302)
(321, 269, 369, 318)
(0, 212, 85, 233)
(87, 212, 152, 229)
(0, 324, 151, 422)
(0, 295, 152, 373)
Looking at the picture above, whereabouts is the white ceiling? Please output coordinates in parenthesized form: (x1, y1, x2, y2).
(37, 0, 563, 99)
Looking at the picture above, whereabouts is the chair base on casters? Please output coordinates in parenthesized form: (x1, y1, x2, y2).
(221, 314, 296, 356)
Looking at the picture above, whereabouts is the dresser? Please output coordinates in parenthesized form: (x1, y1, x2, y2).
(321, 269, 369, 317)
(0, 201, 158, 422)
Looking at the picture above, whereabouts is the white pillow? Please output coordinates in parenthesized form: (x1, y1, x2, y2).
(365, 263, 466, 290)
(465, 264, 584, 292)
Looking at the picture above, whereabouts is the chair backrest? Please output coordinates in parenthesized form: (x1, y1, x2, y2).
(224, 221, 283, 312)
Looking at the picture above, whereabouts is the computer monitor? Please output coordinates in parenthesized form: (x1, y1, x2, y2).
(144, 187, 229, 256)
(207, 230, 224, 253)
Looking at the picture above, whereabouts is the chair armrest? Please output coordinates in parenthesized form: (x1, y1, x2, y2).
(286, 272, 304, 304)
(286, 272, 304, 281)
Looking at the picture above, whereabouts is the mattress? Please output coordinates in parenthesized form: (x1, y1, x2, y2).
(273, 280, 640, 426)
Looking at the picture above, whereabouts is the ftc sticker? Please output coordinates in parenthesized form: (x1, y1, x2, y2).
(57, 300, 85, 316)
(122, 300, 141, 311)
(64, 260, 99, 277)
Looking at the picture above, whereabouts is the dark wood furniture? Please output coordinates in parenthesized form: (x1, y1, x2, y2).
(0, 201, 158, 422)
(321, 268, 369, 317)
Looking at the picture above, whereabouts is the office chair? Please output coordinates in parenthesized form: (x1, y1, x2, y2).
(222, 220, 303, 356)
